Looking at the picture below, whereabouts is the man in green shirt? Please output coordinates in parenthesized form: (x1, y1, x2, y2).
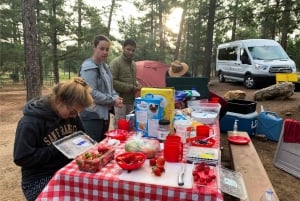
(110, 38, 141, 128)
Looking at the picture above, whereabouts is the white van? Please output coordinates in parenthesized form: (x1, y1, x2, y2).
(216, 39, 297, 88)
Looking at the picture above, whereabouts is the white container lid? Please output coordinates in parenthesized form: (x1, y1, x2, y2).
(191, 111, 218, 124)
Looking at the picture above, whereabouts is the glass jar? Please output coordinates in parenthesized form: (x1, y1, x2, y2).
(158, 119, 170, 142)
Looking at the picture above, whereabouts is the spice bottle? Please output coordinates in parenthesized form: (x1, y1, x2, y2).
(158, 119, 170, 142)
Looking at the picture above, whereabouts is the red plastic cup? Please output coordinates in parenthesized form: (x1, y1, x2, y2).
(165, 135, 183, 152)
(166, 135, 181, 142)
(117, 119, 129, 131)
(196, 125, 210, 137)
(163, 141, 183, 162)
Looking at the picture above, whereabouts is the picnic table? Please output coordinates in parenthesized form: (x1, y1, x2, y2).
(37, 125, 224, 201)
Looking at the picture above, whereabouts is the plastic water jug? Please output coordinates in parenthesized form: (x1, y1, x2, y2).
(260, 188, 276, 201)
(257, 111, 283, 141)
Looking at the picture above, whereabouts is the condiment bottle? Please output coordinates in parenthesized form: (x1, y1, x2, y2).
(157, 119, 170, 142)
(233, 119, 238, 134)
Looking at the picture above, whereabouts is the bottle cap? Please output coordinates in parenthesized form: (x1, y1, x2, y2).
(159, 119, 170, 125)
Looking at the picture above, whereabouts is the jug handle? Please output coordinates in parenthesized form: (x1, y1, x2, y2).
(265, 111, 279, 118)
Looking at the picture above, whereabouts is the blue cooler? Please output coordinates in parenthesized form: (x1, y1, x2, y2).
(257, 111, 283, 141)
(220, 112, 258, 136)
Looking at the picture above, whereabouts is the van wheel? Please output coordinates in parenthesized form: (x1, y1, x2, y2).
(244, 74, 256, 89)
(218, 72, 225, 82)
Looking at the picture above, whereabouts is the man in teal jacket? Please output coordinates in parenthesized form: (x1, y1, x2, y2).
(110, 39, 141, 128)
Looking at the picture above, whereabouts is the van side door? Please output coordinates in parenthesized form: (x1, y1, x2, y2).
(217, 45, 239, 77)
(228, 44, 244, 81)
(239, 47, 252, 75)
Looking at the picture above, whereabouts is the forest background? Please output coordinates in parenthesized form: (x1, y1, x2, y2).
(0, 0, 300, 99)
(0, 1, 300, 200)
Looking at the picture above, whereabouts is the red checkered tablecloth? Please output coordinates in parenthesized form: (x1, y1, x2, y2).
(37, 125, 223, 201)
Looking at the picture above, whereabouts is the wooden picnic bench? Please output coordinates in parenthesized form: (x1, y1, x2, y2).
(228, 131, 279, 201)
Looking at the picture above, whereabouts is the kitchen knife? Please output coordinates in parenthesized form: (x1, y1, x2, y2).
(177, 164, 185, 186)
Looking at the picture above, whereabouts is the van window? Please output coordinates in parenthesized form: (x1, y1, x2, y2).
(240, 48, 251, 65)
(248, 46, 289, 60)
(218, 46, 238, 60)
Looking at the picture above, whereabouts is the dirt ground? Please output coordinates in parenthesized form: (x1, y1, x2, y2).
(209, 79, 300, 201)
(0, 79, 299, 201)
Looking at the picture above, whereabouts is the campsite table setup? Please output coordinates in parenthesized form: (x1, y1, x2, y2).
(37, 82, 245, 201)
(36, 123, 225, 201)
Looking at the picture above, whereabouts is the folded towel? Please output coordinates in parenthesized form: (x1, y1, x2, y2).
(283, 119, 300, 143)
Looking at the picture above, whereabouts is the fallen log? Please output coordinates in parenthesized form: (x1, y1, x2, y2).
(254, 82, 295, 101)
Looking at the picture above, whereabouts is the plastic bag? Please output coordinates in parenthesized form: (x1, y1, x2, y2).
(125, 135, 160, 158)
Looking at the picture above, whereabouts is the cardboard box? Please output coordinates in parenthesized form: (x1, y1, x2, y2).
(141, 87, 175, 132)
(134, 95, 163, 137)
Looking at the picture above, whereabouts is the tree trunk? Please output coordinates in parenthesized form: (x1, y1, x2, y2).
(78, 0, 82, 48)
(107, 0, 116, 37)
(231, 0, 238, 41)
(281, 0, 292, 50)
(174, 0, 188, 61)
(270, 1, 280, 40)
(50, 0, 59, 84)
(22, 0, 42, 100)
(36, 0, 44, 85)
(158, 0, 164, 60)
(203, 0, 216, 81)
(261, 0, 270, 38)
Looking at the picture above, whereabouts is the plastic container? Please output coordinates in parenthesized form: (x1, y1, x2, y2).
(75, 148, 115, 173)
(174, 119, 192, 143)
(260, 188, 276, 201)
(219, 167, 248, 200)
(53, 131, 97, 159)
(227, 99, 257, 114)
(188, 102, 221, 116)
(191, 111, 218, 124)
(257, 111, 283, 141)
(157, 119, 170, 142)
(191, 87, 200, 97)
(186, 146, 219, 164)
(220, 111, 258, 136)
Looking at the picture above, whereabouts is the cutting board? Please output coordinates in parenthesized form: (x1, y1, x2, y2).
(118, 161, 193, 189)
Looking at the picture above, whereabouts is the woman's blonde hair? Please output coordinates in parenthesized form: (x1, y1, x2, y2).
(50, 77, 94, 108)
